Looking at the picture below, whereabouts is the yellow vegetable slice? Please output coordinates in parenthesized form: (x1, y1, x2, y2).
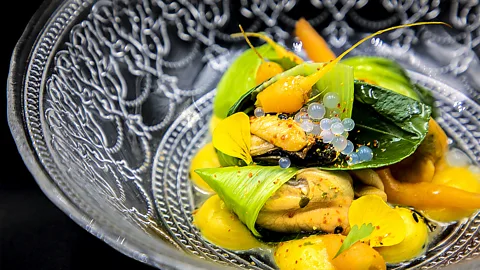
(375, 208, 429, 264)
(212, 112, 252, 165)
(193, 195, 262, 250)
(348, 195, 406, 247)
(189, 142, 220, 192)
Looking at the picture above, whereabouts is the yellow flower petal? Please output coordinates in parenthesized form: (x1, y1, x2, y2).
(349, 195, 406, 247)
(212, 112, 252, 165)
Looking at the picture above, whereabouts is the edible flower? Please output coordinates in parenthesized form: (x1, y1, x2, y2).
(212, 112, 252, 165)
(336, 195, 406, 257)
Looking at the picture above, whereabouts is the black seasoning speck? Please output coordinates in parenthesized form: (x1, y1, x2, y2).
(334, 226, 343, 234)
(412, 212, 419, 223)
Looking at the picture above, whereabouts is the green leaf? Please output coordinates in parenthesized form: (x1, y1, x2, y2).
(328, 81, 431, 170)
(342, 56, 420, 100)
(195, 166, 298, 237)
(213, 44, 277, 119)
(334, 223, 375, 258)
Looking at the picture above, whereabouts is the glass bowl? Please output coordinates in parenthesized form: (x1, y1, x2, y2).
(7, 1, 480, 269)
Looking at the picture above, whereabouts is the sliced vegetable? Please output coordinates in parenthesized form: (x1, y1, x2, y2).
(195, 166, 298, 236)
(189, 142, 220, 192)
(295, 18, 336, 63)
(274, 234, 386, 270)
(377, 168, 480, 209)
(375, 208, 429, 263)
(213, 44, 277, 118)
(193, 195, 263, 250)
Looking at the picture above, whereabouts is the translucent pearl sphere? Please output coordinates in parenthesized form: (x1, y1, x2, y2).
(279, 157, 291, 168)
(294, 112, 309, 123)
(332, 136, 348, 151)
(307, 102, 326, 120)
(323, 92, 340, 109)
(320, 118, 332, 130)
(300, 120, 314, 133)
(342, 118, 355, 131)
(311, 123, 322, 135)
(321, 130, 334, 143)
(254, 107, 265, 117)
(348, 152, 360, 165)
(357, 146, 374, 161)
(341, 140, 354, 155)
(331, 122, 345, 135)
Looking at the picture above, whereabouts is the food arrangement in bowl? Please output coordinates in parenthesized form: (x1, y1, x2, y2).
(189, 19, 480, 269)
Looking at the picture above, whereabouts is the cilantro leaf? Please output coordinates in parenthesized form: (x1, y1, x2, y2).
(334, 223, 375, 258)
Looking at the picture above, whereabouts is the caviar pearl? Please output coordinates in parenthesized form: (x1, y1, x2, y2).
(323, 92, 340, 109)
(311, 123, 322, 135)
(294, 112, 309, 123)
(348, 152, 360, 165)
(307, 102, 326, 120)
(357, 146, 374, 161)
(332, 136, 348, 151)
(279, 157, 291, 169)
(300, 120, 314, 133)
(341, 140, 354, 155)
(342, 118, 355, 131)
(330, 117, 341, 124)
(254, 107, 265, 117)
(321, 130, 334, 143)
(320, 118, 332, 130)
(331, 122, 345, 135)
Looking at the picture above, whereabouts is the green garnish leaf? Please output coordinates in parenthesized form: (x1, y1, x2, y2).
(195, 166, 298, 237)
(334, 223, 375, 258)
(214, 44, 277, 119)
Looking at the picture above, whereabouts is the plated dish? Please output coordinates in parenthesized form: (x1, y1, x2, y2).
(9, 1, 480, 269)
(189, 19, 480, 269)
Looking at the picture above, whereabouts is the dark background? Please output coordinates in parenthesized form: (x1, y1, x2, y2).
(1, 2, 154, 269)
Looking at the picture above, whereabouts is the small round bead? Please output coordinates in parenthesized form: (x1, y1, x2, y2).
(446, 148, 471, 167)
(357, 146, 374, 161)
(279, 157, 291, 169)
(342, 118, 355, 131)
(307, 102, 326, 120)
(278, 113, 288, 120)
(323, 92, 340, 109)
(254, 107, 265, 117)
(321, 130, 334, 143)
(294, 112, 309, 123)
(348, 152, 360, 165)
(331, 122, 345, 135)
(320, 118, 332, 130)
(311, 123, 322, 135)
(332, 135, 348, 151)
(330, 117, 341, 124)
(341, 140, 354, 155)
(301, 120, 314, 132)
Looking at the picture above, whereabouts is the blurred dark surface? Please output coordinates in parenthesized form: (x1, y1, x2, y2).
(1, 2, 154, 269)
